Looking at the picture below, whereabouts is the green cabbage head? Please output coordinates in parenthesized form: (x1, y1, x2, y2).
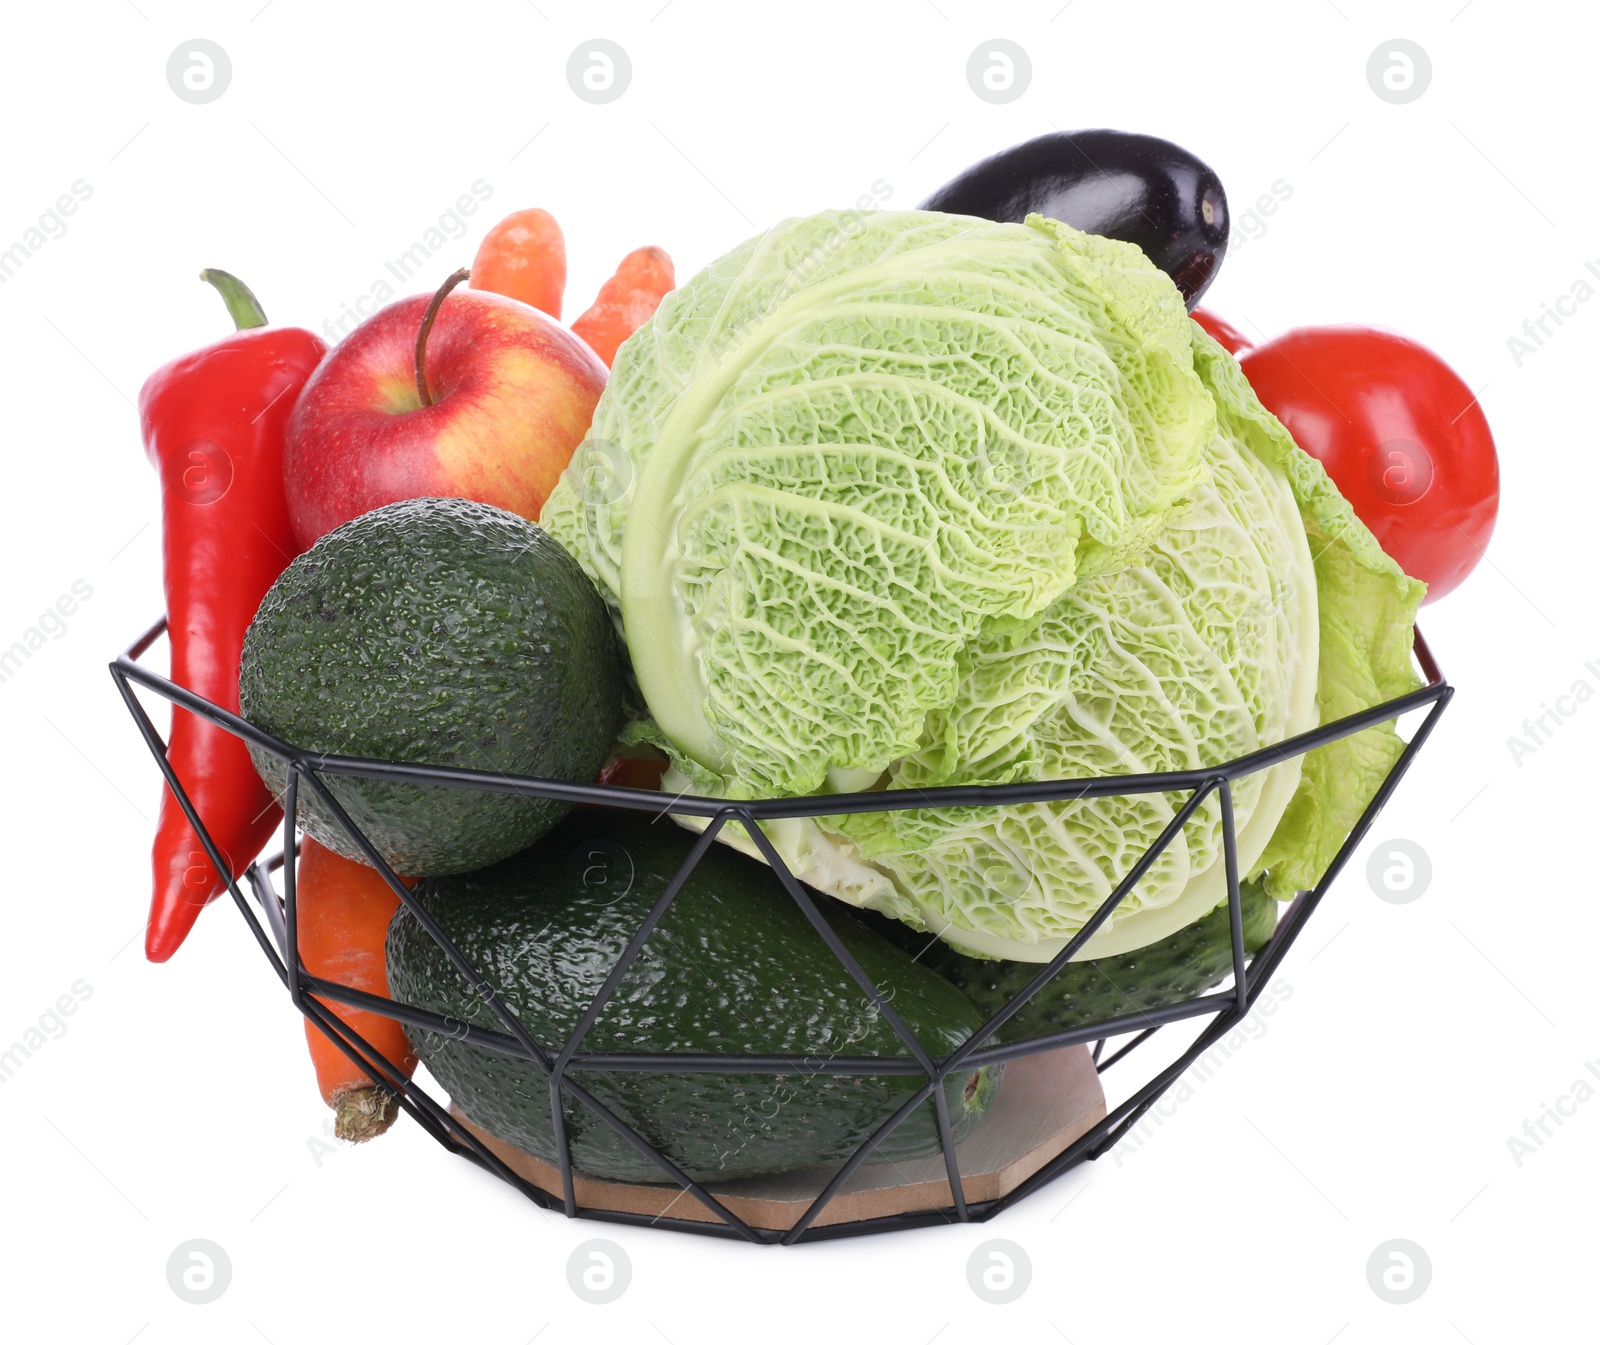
(542, 210, 1424, 961)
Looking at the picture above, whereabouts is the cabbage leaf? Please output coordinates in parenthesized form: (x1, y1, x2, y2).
(543, 210, 1424, 961)
(544, 211, 1213, 798)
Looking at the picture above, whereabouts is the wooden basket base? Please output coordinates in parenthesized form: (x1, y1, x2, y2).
(449, 1043, 1106, 1232)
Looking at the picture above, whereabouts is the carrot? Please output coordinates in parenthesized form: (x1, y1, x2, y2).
(570, 246, 675, 367)
(469, 207, 566, 319)
(294, 838, 418, 1142)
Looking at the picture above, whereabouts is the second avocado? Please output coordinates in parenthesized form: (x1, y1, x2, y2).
(388, 813, 1003, 1185)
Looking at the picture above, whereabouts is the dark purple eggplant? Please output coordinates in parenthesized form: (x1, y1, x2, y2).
(920, 129, 1229, 308)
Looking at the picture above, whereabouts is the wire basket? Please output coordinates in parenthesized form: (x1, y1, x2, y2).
(110, 617, 1451, 1244)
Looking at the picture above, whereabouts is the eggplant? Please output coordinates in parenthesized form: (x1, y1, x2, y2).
(919, 129, 1230, 308)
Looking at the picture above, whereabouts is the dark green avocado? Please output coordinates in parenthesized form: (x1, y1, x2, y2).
(386, 812, 1003, 1185)
(866, 879, 1281, 1042)
(238, 497, 621, 876)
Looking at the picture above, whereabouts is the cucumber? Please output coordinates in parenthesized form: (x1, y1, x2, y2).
(387, 813, 1003, 1184)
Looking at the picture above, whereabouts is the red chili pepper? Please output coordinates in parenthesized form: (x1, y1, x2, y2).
(139, 271, 326, 962)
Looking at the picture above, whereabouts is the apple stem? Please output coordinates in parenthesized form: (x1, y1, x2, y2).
(415, 267, 471, 407)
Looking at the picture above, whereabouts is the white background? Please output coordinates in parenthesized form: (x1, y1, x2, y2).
(0, 1, 1591, 1341)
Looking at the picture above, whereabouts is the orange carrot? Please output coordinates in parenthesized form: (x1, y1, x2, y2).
(570, 246, 675, 367)
(295, 838, 418, 1141)
(469, 207, 567, 319)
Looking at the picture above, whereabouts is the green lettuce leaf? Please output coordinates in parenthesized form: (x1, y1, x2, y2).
(1187, 331, 1427, 897)
(547, 210, 1424, 960)
(805, 370, 1321, 959)
(543, 211, 1214, 800)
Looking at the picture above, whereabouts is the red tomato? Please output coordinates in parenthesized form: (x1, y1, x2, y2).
(1238, 327, 1498, 604)
(1192, 307, 1252, 355)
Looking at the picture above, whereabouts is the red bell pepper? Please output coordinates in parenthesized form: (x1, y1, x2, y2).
(139, 271, 326, 961)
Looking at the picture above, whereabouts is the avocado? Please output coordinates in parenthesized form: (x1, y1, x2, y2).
(239, 497, 621, 876)
(386, 812, 1003, 1185)
(865, 879, 1281, 1042)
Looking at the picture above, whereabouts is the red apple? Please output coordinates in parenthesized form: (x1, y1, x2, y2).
(284, 276, 605, 548)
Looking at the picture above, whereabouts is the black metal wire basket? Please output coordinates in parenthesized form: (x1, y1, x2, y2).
(110, 617, 1451, 1244)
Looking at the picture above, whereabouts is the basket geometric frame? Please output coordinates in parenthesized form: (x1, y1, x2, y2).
(110, 618, 1452, 1244)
